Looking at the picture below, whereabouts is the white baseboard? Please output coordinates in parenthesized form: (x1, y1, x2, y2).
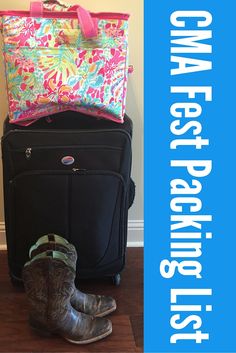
(0, 222, 6, 250)
(127, 241, 144, 247)
(0, 220, 144, 250)
(127, 220, 144, 246)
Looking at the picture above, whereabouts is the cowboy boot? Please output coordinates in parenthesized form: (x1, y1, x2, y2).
(29, 234, 117, 317)
(23, 251, 112, 344)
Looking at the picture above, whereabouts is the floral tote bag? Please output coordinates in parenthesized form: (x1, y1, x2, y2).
(0, 1, 130, 125)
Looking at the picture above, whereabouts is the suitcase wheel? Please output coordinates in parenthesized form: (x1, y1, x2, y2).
(112, 274, 121, 286)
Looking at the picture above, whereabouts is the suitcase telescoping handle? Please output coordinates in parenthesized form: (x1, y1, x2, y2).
(30, 1, 98, 38)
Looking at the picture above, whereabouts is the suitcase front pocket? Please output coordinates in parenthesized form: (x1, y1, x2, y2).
(9, 169, 126, 274)
(10, 145, 123, 176)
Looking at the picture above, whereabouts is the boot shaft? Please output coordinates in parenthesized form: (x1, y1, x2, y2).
(23, 251, 76, 329)
(29, 234, 77, 267)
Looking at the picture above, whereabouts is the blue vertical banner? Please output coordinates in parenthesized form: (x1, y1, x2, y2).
(145, 1, 236, 353)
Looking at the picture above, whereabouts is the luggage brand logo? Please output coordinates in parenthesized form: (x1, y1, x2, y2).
(61, 156, 75, 166)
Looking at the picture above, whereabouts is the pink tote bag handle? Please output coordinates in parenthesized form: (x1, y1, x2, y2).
(76, 5, 98, 39)
(30, 1, 98, 38)
(30, 1, 43, 17)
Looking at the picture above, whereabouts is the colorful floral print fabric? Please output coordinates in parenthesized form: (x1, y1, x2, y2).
(1, 15, 129, 124)
(43, 0, 78, 12)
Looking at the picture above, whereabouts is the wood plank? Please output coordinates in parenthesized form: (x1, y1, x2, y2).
(0, 315, 136, 352)
(130, 315, 143, 348)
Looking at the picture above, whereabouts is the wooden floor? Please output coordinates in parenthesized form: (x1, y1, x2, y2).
(0, 248, 143, 353)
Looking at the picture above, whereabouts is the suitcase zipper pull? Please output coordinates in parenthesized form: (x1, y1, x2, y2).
(25, 147, 32, 160)
(72, 168, 87, 173)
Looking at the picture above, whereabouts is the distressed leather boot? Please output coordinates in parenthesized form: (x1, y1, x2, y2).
(23, 251, 112, 344)
(29, 234, 117, 317)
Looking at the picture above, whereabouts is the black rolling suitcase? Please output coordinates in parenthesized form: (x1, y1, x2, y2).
(1, 111, 134, 285)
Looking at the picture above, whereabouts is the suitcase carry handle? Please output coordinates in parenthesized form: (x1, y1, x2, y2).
(30, 1, 98, 38)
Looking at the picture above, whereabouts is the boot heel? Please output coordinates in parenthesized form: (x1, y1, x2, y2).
(31, 325, 53, 337)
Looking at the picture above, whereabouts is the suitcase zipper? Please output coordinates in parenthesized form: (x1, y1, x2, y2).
(72, 168, 87, 172)
(2, 128, 132, 145)
(21, 145, 122, 160)
(10, 169, 125, 184)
